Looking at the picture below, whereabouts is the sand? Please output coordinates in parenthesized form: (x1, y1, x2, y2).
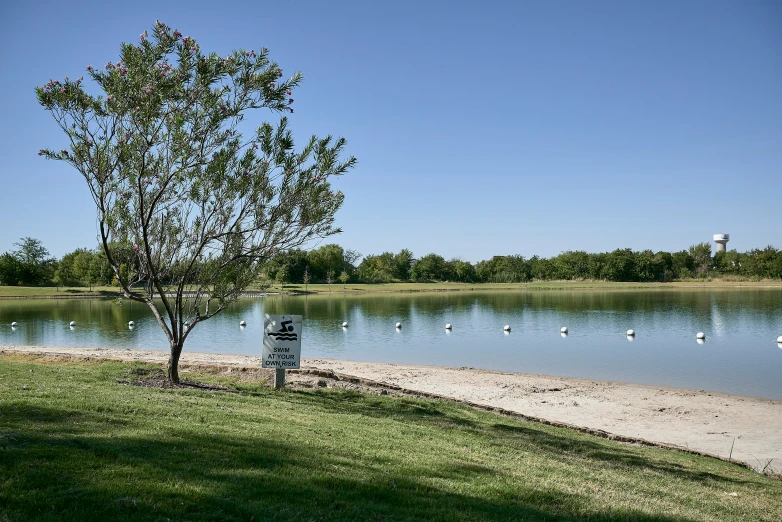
(2, 345, 780, 472)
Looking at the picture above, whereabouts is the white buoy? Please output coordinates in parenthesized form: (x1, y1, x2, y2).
(69, 321, 76, 327)
(239, 320, 246, 327)
(395, 322, 402, 329)
(445, 324, 452, 330)
(777, 336, 782, 344)
(503, 325, 511, 332)
(11, 322, 17, 327)
(560, 327, 568, 334)
(626, 329, 635, 336)
(696, 332, 705, 340)
(342, 321, 348, 328)
(128, 321, 135, 327)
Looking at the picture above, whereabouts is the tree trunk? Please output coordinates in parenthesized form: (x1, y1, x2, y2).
(168, 341, 183, 383)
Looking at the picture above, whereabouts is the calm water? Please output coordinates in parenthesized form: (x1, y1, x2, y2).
(1, 289, 781, 399)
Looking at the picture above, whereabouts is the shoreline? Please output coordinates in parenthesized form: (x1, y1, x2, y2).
(2, 344, 781, 473)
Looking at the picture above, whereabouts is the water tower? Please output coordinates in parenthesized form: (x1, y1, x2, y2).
(713, 233, 729, 252)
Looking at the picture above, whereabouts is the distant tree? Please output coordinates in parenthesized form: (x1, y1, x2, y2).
(551, 251, 590, 280)
(688, 243, 712, 276)
(263, 249, 309, 285)
(276, 264, 289, 291)
(0, 253, 22, 286)
(12, 238, 56, 285)
(338, 270, 349, 290)
(603, 249, 635, 282)
(393, 249, 414, 280)
(671, 251, 694, 279)
(411, 253, 447, 281)
(37, 21, 355, 383)
(55, 248, 91, 287)
(302, 265, 311, 292)
(343, 248, 361, 268)
(309, 243, 344, 281)
(356, 252, 395, 282)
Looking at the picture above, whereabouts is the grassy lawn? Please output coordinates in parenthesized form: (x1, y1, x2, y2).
(281, 280, 782, 295)
(0, 286, 121, 298)
(2, 280, 780, 298)
(1, 356, 780, 521)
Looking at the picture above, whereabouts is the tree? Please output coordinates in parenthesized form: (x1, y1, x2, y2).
(56, 248, 91, 287)
(37, 21, 356, 383)
(325, 269, 335, 292)
(338, 270, 349, 290)
(9, 238, 56, 285)
(411, 253, 447, 281)
(393, 249, 413, 280)
(263, 249, 309, 285)
(0, 253, 22, 286)
(302, 265, 311, 292)
(309, 243, 344, 281)
(688, 243, 712, 276)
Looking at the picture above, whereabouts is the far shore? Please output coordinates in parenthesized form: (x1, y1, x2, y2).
(3, 344, 780, 474)
(2, 279, 781, 300)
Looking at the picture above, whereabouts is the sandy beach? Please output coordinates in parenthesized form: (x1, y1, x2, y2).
(3, 345, 780, 473)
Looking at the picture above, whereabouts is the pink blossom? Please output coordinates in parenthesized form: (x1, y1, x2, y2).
(288, 98, 294, 104)
(59, 88, 66, 94)
(61, 149, 68, 155)
(286, 89, 291, 95)
(289, 108, 294, 114)
(278, 71, 283, 78)
(252, 143, 258, 150)
(173, 30, 182, 39)
(87, 65, 93, 72)
(132, 244, 139, 252)
(38, 150, 44, 156)
(106, 95, 114, 102)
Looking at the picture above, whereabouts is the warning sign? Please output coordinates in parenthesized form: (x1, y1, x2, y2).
(262, 314, 302, 369)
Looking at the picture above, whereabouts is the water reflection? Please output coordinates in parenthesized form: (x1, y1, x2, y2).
(1, 288, 781, 399)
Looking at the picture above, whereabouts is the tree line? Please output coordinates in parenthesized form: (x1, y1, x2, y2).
(2, 238, 781, 288)
(257, 242, 782, 284)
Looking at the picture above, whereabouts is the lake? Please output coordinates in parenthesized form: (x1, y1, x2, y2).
(1, 289, 781, 399)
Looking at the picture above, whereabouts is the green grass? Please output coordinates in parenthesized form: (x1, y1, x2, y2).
(281, 279, 782, 295)
(3, 279, 780, 298)
(0, 285, 121, 297)
(1, 356, 780, 521)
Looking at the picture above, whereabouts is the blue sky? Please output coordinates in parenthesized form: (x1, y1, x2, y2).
(1, 0, 780, 263)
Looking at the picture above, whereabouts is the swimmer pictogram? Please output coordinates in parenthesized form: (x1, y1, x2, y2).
(268, 318, 298, 341)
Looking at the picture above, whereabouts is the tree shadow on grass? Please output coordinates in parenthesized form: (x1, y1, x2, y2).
(2, 392, 768, 522)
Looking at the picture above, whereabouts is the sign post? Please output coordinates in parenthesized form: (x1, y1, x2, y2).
(262, 314, 302, 389)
